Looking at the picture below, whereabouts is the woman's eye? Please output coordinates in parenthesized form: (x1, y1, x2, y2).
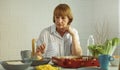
(62, 17, 67, 19)
(56, 17, 59, 19)
(55, 16, 60, 19)
(62, 17, 65, 19)
(55, 16, 66, 19)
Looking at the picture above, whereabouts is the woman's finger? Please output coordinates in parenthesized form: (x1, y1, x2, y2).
(40, 44, 44, 50)
(42, 43, 46, 50)
(36, 43, 46, 54)
(36, 48, 42, 56)
(40, 44, 46, 53)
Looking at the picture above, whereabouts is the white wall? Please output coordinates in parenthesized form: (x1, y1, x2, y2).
(0, 0, 119, 60)
(93, 0, 119, 38)
(119, 0, 120, 34)
(0, 0, 60, 60)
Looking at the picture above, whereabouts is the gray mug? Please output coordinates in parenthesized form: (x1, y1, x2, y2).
(21, 50, 32, 62)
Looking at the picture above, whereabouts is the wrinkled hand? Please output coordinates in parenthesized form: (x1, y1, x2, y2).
(36, 43, 46, 56)
(65, 25, 74, 36)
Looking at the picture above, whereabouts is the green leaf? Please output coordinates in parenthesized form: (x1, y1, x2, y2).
(112, 37, 120, 46)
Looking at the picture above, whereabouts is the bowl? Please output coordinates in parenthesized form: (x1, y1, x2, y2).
(1, 60, 31, 70)
(31, 57, 51, 66)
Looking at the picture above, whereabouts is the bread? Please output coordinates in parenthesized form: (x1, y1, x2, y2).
(36, 55, 43, 60)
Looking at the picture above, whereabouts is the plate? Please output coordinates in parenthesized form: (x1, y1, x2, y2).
(31, 57, 51, 66)
(1, 60, 31, 70)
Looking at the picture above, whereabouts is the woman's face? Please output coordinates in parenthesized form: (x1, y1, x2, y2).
(54, 16, 69, 31)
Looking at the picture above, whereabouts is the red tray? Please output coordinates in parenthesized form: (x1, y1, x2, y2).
(52, 56, 100, 68)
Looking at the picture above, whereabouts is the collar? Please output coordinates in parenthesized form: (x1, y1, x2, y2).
(50, 24, 56, 34)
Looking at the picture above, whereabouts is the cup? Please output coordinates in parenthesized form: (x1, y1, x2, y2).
(21, 50, 32, 63)
(98, 54, 114, 70)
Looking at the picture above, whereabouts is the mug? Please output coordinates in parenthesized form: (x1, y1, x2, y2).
(98, 54, 114, 70)
(20, 50, 32, 62)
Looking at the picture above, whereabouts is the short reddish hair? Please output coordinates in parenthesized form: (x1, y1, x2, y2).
(53, 4, 73, 25)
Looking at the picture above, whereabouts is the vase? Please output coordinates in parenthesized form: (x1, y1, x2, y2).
(98, 54, 114, 70)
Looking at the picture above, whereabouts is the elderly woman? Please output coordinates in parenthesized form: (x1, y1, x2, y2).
(36, 4, 82, 58)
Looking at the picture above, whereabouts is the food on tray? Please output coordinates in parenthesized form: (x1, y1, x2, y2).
(52, 56, 100, 68)
(35, 64, 59, 70)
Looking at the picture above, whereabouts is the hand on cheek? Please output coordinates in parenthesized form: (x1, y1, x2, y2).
(65, 25, 74, 36)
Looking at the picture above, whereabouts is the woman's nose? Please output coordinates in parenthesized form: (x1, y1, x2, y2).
(58, 18, 62, 23)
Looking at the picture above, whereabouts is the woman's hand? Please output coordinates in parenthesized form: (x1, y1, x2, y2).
(36, 43, 46, 56)
(65, 25, 75, 36)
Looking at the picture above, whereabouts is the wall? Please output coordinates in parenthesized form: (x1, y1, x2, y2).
(93, 0, 119, 38)
(0, 0, 60, 60)
(0, 0, 119, 60)
(119, 0, 120, 34)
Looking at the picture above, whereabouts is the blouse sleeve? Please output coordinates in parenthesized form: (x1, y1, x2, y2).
(36, 29, 48, 47)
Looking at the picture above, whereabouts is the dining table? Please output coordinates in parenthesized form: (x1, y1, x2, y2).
(0, 59, 118, 70)
(0, 64, 118, 70)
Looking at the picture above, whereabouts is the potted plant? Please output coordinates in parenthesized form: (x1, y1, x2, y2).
(88, 37, 120, 58)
